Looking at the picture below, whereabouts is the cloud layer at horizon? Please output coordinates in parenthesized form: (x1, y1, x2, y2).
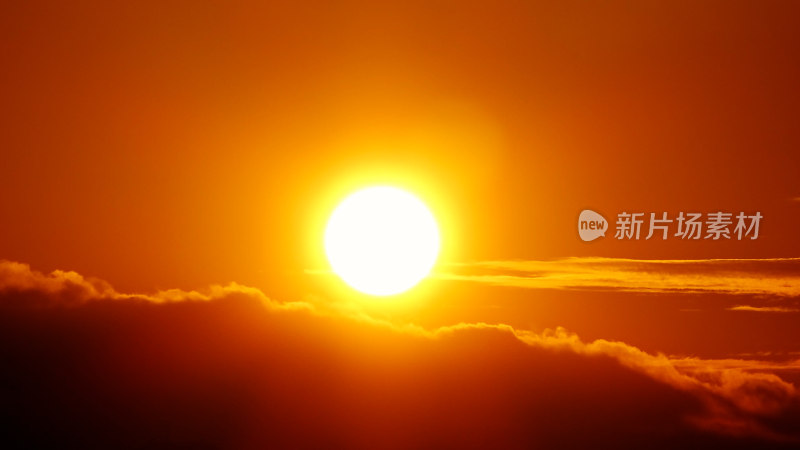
(1, 259, 799, 448)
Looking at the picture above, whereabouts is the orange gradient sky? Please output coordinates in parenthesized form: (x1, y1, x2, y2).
(1, 1, 800, 448)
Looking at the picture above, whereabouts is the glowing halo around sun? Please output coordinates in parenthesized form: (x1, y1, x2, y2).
(324, 186, 440, 296)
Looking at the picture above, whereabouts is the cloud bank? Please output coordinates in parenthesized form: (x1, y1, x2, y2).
(1, 260, 799, 449)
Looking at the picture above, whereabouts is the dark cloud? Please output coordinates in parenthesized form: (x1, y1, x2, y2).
(0, 261, 798, 449)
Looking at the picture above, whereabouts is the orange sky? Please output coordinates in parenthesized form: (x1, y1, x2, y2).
(1, 1, 800, 448)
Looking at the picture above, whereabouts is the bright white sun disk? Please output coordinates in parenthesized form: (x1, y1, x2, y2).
(324, 186, 440, 296)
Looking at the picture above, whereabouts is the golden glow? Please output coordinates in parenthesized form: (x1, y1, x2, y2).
(324, 186, 440, 296)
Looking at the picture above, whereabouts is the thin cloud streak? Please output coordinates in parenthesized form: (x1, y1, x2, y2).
(438, 257, 800, 297)
(671, 356, 800, 373)
(728, 305, 800, 313)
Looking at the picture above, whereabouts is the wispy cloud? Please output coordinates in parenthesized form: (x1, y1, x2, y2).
(671, 356, 800, 373)
(437, 257, 800, 298)
(728, 305, 800, 313)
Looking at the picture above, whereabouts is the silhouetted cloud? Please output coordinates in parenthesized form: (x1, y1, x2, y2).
(1, 260, 798, 448)
(0, 260, 311, 310)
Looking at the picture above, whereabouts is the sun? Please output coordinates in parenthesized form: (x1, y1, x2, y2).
(324, 186, 440, 296)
